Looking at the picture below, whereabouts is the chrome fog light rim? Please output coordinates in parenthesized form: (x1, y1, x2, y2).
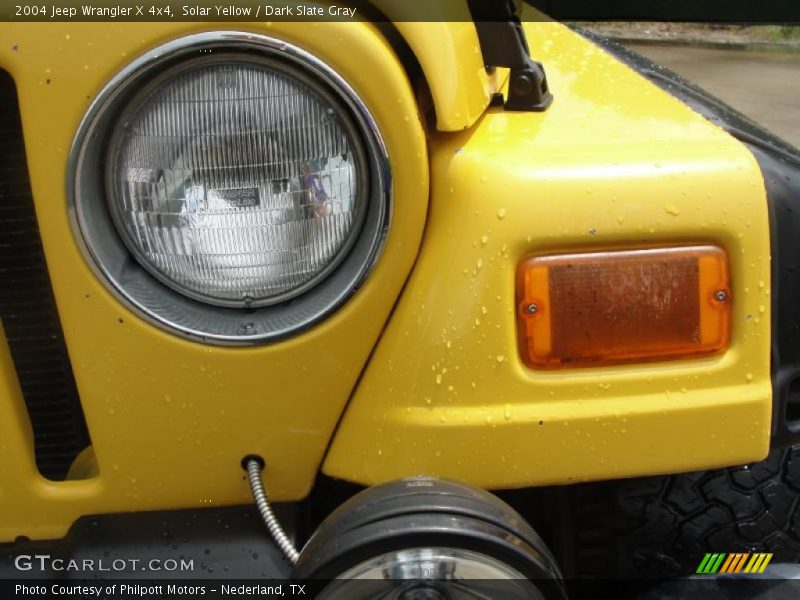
(69, 31, 391, 345)
(320, 547, 544, 600)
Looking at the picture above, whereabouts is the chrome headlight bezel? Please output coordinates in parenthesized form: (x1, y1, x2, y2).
(69, 32, 391, 345)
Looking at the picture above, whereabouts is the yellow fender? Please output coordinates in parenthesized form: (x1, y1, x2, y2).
(324, 21, 772, 489)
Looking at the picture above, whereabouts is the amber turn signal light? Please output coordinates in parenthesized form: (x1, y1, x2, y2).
(516, 245, 731, 368)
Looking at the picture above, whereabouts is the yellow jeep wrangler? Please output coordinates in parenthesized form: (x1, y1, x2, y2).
(1, 1, 798, 597)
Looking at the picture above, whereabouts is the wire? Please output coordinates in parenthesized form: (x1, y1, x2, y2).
(245, 458, 300, 564)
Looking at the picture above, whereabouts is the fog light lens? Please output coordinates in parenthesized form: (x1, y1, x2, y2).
(516, 245, 731, 368)
(107, 55, 367, 307)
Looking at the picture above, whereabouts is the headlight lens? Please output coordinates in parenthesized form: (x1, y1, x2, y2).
(107, 55, 367, 307)
(71, 33, 390, 344)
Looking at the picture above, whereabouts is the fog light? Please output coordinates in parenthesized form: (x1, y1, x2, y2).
(516, 245, 731, 368)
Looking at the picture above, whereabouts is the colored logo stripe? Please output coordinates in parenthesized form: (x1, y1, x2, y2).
(697, 553, 726, 574)
(744, 553, 773, 574)
(720, 553, 749, 573)
(697, 553, 773, 574)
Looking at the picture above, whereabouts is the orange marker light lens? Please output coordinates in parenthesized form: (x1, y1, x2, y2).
(516, 246, 731, 368)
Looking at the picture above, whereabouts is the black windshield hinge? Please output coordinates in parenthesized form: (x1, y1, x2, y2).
(468, 0, 553, 112)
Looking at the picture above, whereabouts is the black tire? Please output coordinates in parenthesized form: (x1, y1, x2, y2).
(294, 476, 567, 599)
(558, 447, 800, 579)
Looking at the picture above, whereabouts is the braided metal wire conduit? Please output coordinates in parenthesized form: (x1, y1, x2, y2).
(245, 458, 300, 564)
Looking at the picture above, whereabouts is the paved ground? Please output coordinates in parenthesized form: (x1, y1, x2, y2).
(626, 43, 800, 149)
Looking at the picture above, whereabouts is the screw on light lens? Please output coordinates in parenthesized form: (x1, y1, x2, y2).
(516, 245, 732, 368)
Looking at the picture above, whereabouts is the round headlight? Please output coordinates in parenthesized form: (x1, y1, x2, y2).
(108, 55, 367, 307)
(71, 33, 390, 344)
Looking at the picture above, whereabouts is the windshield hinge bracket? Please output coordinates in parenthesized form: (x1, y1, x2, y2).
(469, 0, 554, 112)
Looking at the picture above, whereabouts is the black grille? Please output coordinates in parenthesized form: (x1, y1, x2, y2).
(0, 69, 91, 480)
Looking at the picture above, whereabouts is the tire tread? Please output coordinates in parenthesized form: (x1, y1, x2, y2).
(568, 448, 800, 578)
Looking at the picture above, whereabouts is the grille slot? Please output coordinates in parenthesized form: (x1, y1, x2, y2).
(0, 69, 92, 480)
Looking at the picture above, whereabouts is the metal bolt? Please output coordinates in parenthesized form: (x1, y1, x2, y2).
(715, 290, 728, 302)
(525, 303, 538, 314)
(512, 73, 534, 96)
(238, 321, 255, 335)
